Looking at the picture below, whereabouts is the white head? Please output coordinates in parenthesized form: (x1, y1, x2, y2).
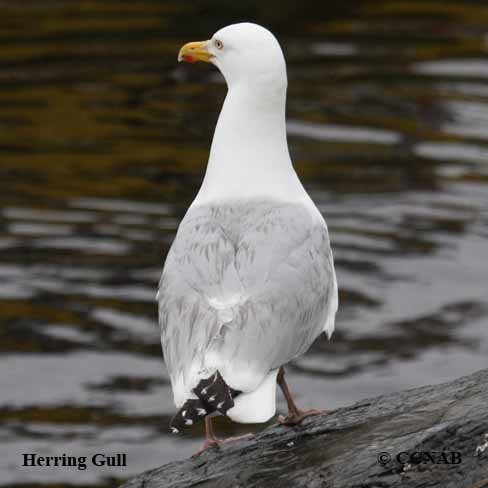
(178, 23, 287, 96)
(179, 24, 305, 206)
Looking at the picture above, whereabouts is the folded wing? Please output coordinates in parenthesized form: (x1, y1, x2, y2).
(158, 201, 337, 408)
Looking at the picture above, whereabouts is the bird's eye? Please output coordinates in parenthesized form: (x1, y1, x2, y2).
(214, 39, 224, 50)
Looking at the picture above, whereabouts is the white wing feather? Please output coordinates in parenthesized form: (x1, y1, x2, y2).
(158, 200, 337, 408)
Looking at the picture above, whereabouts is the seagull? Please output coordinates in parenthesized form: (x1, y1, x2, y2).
(158, 22, 338, 453)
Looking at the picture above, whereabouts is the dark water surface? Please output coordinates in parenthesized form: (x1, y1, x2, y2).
(1, 1, 488, 486)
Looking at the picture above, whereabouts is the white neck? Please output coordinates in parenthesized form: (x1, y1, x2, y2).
(192, 82, 308, 206)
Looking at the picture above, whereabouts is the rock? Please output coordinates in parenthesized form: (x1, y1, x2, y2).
(120, 368, 488, 488)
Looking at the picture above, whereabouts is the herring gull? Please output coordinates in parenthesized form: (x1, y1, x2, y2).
(158, 22, 338, 452)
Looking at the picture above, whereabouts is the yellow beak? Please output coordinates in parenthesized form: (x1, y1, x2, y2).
(178, 40, 212, 64)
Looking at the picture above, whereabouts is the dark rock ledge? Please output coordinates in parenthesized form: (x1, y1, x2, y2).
(120, 368, 488, 488)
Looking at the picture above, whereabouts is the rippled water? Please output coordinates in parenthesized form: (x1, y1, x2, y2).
(1, 1, 488, 486)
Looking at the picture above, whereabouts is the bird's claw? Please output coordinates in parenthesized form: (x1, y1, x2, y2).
(192, 433, 253, 457)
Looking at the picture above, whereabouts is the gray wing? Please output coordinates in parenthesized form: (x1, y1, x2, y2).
(158, 201, 337, 406)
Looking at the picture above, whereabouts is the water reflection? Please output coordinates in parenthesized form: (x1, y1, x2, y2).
(1, 1, 488, 487)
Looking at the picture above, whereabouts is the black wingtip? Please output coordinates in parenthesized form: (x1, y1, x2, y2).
(169, 371, 241, 431)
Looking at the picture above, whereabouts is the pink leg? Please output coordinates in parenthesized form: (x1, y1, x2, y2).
(192, 416, 252, 457)
(277, 366, 333, 426)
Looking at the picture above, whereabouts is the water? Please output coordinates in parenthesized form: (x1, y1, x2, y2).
(1, 1, 488, 486)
